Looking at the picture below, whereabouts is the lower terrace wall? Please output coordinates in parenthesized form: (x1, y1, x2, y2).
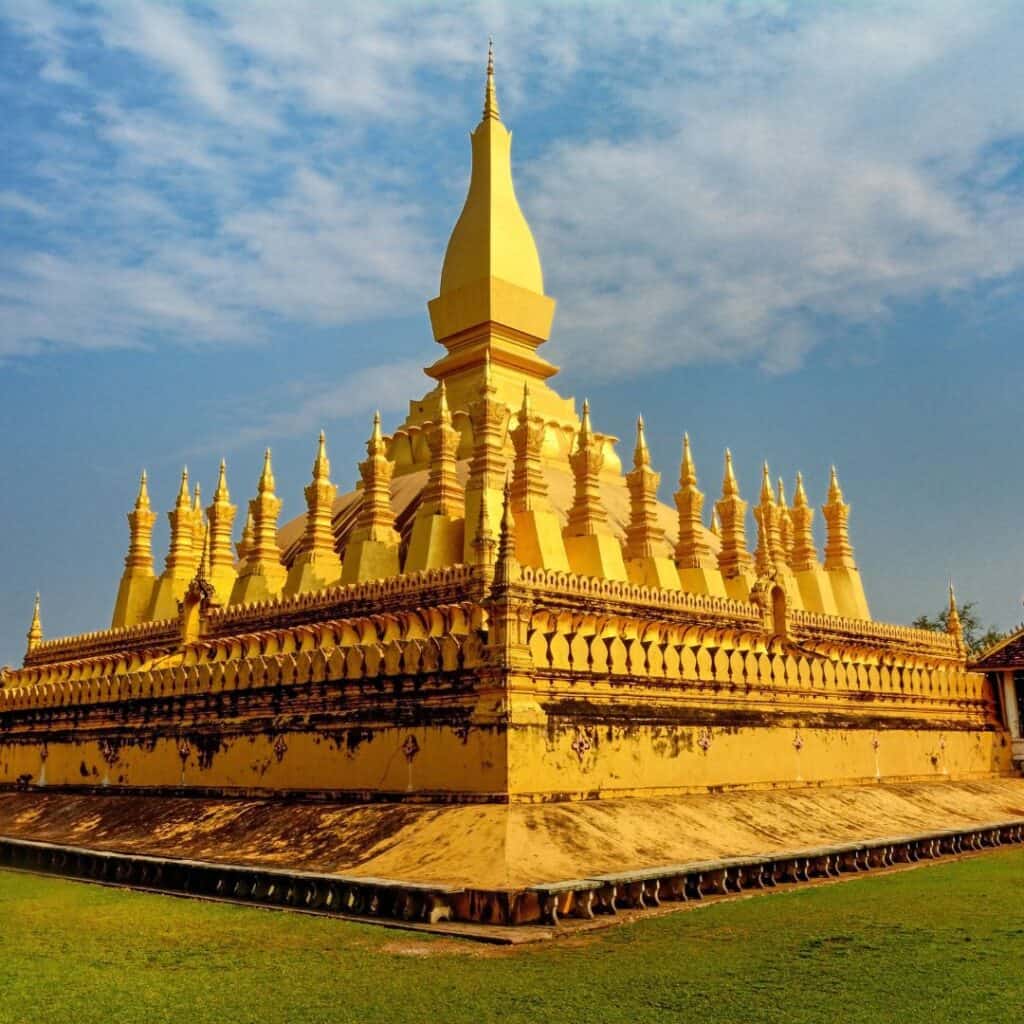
(0, 580, 1014, 801)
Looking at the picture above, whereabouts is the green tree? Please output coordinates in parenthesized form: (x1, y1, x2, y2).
(911, 599, 1005, 655)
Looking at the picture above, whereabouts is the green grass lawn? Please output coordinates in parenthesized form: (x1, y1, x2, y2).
(2, 851, 1023, 1024)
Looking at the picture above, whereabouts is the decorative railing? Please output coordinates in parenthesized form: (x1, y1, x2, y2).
(518, 567, 761, 624)
(790, 609, 959, 656)
(23, 618, 179, 669)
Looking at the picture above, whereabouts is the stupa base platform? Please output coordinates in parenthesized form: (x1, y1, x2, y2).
(1, 780, 1023, 928)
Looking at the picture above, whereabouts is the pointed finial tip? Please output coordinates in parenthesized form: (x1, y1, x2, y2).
(319, 429, 325, 443)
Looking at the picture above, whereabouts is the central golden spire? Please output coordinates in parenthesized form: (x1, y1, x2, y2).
(437, 42, 543, 297)
(426, 43, 556, 390)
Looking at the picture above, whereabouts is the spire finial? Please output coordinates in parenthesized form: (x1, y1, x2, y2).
(722, 449, 739, 498)
(215, 458, 229, 501)
(258, 448, 275, 494)
(438, 379, 450, 421)
(679, 432, 697, 484)
(313, 430, 330, 481)
(520, 380, 531, 417)
(777, 476, 788, 507)
(367, 410, 385, 455)
(794, 471, 808, 508)
(192, 482, 202, 513)
(135, 469, 151, 510)
(26, 592, 42, 655)
(633, 415, 650, 469)
(828, 464, 844, 503)
(483, 37, 500, 121)
(947, 579, 963, 643)
(760, 461, 774, 504)
(176, 467, 191, 507)
(579, 399, 592, 445)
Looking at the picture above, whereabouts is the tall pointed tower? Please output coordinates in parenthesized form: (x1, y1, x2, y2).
(386, 44, 578, 475)
(426, 43, 556, 397)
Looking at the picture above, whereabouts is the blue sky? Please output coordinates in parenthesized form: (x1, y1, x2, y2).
(1, 1, 1023, 667)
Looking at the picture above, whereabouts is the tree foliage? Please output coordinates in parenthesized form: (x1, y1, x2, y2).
(911, 600, 1005, 655)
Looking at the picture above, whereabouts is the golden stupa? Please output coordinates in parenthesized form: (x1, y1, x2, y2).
(0, 48, 1019, 928)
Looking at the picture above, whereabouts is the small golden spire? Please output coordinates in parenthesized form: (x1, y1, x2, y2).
(715, 449, 754, 580)
(120, 468, 159, 576)
(947, 580, 963, 639)
(760, 461, 774, 505)
(626, 414, 665, 561)
(214, 459, 229, 502)
(368, 410, 386, 455)
(258, 448, 275, 494)
(483, 37, 500, 121)
(793, 471, 809, 508)
(313, 430, 330, 481)
(578, 399, 593, 446)
(722, 449, 739, 498)
(567, 398, 610, 538)
(236, 509, 255, 562)
(776, 475, 794, 568)
(26, 592, 42, 655)
(192, 483, 202, 516)
(680, 433, 697, 489)
(710, 509, 720, 536)
(197, 523, 210, 581)
(206, 458, 237, 598)
(471, 475, 496, 566)
(822, 464, 856, 570)
(135, 469, 151, 510)
(353, 411, 399, 544)
(633, 415, 650, 469)
(495, 470, 517, 582)
(754, 461, 779, 576)
(828, 465, 844, 503)
(510, 380, 548, 514)
(176, 467, 191, 508)
(438, 380, 450, 422)
(285, 430, 342, 594)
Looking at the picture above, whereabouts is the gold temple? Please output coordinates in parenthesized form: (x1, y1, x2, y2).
(0, 52, 1017, 882)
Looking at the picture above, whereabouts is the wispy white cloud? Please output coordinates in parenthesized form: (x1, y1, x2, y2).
(1, 0, 1022, 383)
(526, 0, 1024, 372)
(192, 358, 428, 455)
(0, 190, 50, 218)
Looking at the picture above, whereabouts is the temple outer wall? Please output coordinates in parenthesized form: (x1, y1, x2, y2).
(0, 715, 1011, 802)
(507, 717, 1013, 800)
(0, 724, 511, 801)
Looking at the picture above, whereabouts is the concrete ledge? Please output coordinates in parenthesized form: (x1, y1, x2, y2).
(2, 820, 1021, 931)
